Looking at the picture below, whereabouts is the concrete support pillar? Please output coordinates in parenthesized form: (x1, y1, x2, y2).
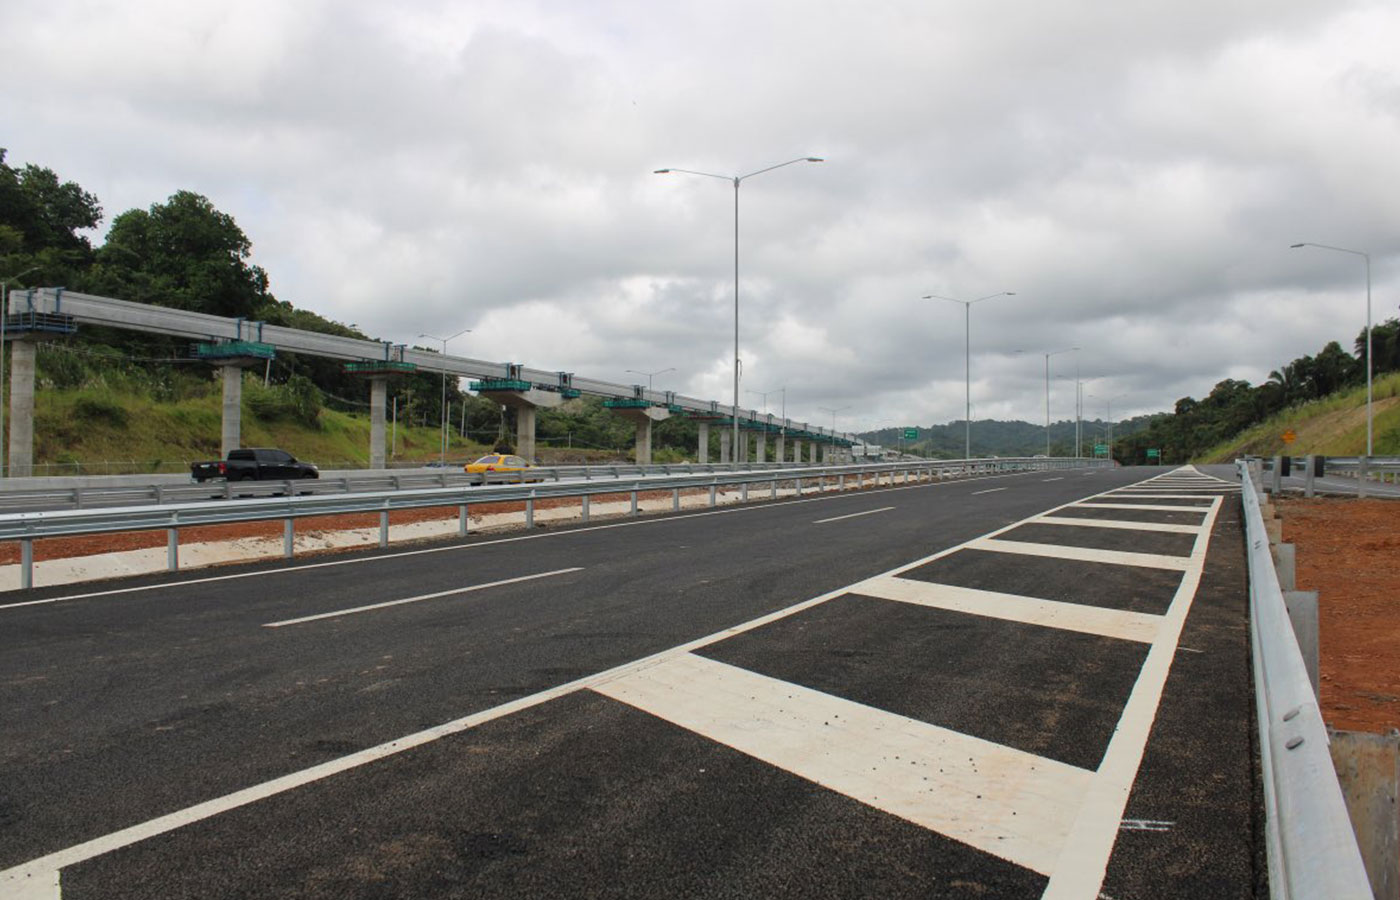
(634, 417, 653, 465)
(369, 377, 388, 470)
(821, 443, 830, 463)
(7, 339, 36, 478)
(220, 363, 243, 458)
(720, 429, 731, 464)
(792, 440, 802, 463)
(756, 432, 767, 463)
(775, 433, 786, 464)
(737, 431, 748, 462)
(697, 422, 710, 464)
(809, 442, 818, 464)
(516, 405, 537, 461)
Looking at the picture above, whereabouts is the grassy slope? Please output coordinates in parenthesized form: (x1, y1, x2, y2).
(30, 381, 634, 474)
(1195, 370, 1400, 462)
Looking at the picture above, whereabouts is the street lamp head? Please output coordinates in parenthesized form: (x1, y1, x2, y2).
(805, 157, 824, 163)
(653, 169, 671, 174)
(1290, 243, 1306, 248)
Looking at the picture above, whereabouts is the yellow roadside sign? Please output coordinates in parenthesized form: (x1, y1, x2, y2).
(1282, 430, 1297, 444)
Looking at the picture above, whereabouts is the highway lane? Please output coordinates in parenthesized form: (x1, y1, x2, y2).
(0, 465, 1258, 898)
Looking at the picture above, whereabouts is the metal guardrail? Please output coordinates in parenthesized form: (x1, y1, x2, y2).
(0, 457, 1105, 588)
(1238, 461, 1372, 899)
(0, 458, 1054, 513)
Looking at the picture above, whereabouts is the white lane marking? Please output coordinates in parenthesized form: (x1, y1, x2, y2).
(1178, 646, 1203, 654)
(1031, 516, 1201, 535)
(1041, 492, 1222, 899)
(813, 506, 895, 525)
(261, 568, 583, 628)
(593, 652, 1091, 876)
(968, 538, 1192, 571)
(1074, 502, 1207, 513)
(0, 468, 1056, 612)
(7, 869, 59, 899)
(1119, 819, 1174, 832)
(1043, 477, 1064, 482)
(971, 487, 1006, 495)
(853, 576, 1161, 643)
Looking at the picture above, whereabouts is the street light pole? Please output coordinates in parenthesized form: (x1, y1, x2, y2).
(1043, 347, 1077, 457)
(924, 292, 1015, 459)
(655, 157, 823, 468)
(819, 405, 850, 436)
(0, 266, 40, 479)
(1291, 242, 1373, 455)
(417, 326, 472, 468)
(625, 367, 676, 394)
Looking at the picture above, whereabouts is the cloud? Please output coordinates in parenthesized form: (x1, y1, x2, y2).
(2, 0, 1397, 432)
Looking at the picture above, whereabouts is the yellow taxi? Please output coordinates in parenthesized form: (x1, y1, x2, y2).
(464, 454, 533, 474)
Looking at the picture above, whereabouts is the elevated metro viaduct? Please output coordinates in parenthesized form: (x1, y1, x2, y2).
(0, 288, 854, 474)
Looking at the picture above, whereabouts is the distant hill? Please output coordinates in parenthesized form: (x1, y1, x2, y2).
(858, 416, 1158, 460)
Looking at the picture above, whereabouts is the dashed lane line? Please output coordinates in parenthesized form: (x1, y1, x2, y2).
(971, 487, 1007, 495)
(812, 506, 895, 525)
(852, 575, 1161, 643)
(594, 652, 1093, 876)
(261, 568, 583, 627)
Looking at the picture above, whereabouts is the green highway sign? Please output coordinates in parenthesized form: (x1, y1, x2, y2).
(903, 428, 918, 440)
(1094, 444, 1109, 457)
(1146, 448, 1161, 460)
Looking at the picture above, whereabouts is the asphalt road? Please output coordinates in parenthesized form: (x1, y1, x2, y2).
(0, 464, 1260, 899)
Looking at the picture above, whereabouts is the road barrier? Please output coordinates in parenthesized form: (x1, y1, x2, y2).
(1238, 461, 1373, 899)
(0, 457, 1104, 588)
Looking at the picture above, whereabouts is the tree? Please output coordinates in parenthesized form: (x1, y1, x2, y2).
(87, 190, 270, 319)
(0, 148, 103, 286)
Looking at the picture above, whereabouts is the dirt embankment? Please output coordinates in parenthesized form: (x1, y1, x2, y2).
(1279, 497, 1400, 734)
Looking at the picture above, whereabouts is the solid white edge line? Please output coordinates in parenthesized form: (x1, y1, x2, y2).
(0, 467, 1142, 884)
(971, 487, 1007, 495)
(261, 568, 584, 627)
(812, 506, 895, 525)
(0, 466, 1085, 612)
(1040, 494, 1223, 899)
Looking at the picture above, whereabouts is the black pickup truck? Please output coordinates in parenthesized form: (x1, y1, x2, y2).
(191, 448, 320, 482)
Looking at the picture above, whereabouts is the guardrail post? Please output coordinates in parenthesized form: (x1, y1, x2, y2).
(770, 476, 777, 499)
(581, 494, 590, 522)
(630, 486, 639, 516)
(1328, 728, 1400, 900)
(526, 491, 535, 529)
(838, 473, 845, 491)
(1358, 456, 1369, 499)
(379, 510, 389, 548)
(1272, 542, 1297, 591)
(795, 477, 802, 496)
(1305, 455, 1317, 498)
(741, 482, 748, 502)
(708, 482, 717, 507)
(1284, 590, 1320, 698)
(673, 488, 680, 511)
(459, 504, 469, 537)
(283, 518, 294, 559)
(21, 539, 33, 589)
(1272, 456, 1284, 494)
(167, 527, 178, 571)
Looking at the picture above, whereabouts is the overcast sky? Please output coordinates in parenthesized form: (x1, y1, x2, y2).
(3, 0, 1398, 434)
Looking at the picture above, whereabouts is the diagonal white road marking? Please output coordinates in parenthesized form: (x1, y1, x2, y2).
(594, 653, 1092, 875)
(853, 575, 1161, 643)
